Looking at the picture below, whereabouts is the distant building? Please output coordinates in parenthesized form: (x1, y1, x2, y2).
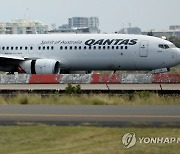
(0, 19, 48, 34)
(169, 25, 180, 30)
(142, 26, 180, 39)
(69, 17, 89, 28)
(89, 17, 99, 28)
(49, 17, 100, 34)
(118, 27, 142, 35)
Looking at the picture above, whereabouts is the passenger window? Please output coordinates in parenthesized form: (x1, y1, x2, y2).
(20, 47, 23, 50)
(89, 46, 91, 50)
(51, 46, 54, 50)
(79, 46, 81, 50)
(70, 46, 72, 50)
(103, 46, 106, 50)
(30, 47, 33, 50)
(94, 46, 96, 50)
(6, 47, 9, 50)
(116, 46, 119, 50)
(74, 46, 77, 50)
(43, 46, 46, 50)
(84, 46, 87, 50)
(25, 47, 28, 50)
(38, 46, 41, 50)
(98, 46, 101, 50)
(16, 47, 18, 50)
(11, 47, 13, 50)
(107, 46, 110, 49)
(125, 46, 128, 49)
(65, 46, 68, 50)
(60, 46, 63, 50)
(2, 47, 5, 50)
(121, 46, 123, 49)
(112, 46, 114, 50)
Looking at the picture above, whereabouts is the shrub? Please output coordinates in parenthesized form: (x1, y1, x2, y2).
(65, 84, 81, 94)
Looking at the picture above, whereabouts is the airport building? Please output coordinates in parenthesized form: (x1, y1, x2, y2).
(0, 19, 49, 34)
(49, 17, 100, 34)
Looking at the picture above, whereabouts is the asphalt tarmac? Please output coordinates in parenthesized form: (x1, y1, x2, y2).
(0, 105, 179, 127)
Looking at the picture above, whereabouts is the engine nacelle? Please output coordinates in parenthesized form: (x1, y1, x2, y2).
(19, 59, 60, 74)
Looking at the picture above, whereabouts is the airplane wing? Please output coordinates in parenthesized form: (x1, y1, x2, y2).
(0, 54, 61, 74)
(0, 54, 25, 61)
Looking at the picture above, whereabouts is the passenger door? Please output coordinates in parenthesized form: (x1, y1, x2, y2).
(139, 41, 148, 57)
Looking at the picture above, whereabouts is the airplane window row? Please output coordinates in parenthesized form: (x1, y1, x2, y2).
(38, 46, 54, 50)
(0, 46, 55, 51)
(158, 44, 169, 49)
(1, 46, 34, 50)
(59, 46, 128, 50)
(0, 45, 129, 51)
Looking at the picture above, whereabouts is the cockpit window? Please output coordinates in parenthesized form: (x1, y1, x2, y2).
(164, 44, 169, 49)
(158, 44, 170, 49)
(159, 44, 164, 49)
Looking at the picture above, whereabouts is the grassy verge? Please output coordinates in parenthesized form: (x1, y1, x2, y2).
(171, 65, 180, 73)
(0, 92, 179, 105)
(0, 125, 179, 154)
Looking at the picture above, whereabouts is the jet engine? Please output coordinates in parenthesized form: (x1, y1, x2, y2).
(19, 59, 60, 74)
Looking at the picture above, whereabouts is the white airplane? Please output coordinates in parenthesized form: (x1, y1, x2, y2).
(0, 34, 179, 74)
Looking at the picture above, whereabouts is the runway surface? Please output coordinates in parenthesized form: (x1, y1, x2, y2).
(0, 105, 180, 126)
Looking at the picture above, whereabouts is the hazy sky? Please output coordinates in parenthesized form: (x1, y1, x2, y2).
(0, 0, 179, 33)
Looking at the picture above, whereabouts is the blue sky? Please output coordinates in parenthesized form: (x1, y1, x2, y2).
(0, 0, 179, 33)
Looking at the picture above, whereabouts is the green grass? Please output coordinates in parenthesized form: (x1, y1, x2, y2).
(0, 92, 179, 105)
(171, 65, 180, 73)
(0, 125, 179, 154)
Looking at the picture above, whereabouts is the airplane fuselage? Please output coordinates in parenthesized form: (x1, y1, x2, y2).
(0, 34, 179, 74)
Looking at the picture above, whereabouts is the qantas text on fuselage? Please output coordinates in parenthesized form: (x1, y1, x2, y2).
(85, 39, 138, 46)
